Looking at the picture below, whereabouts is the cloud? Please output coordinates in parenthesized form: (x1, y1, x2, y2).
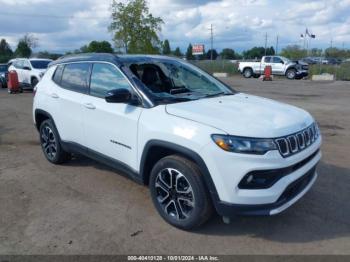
(0, 0, 349, 53)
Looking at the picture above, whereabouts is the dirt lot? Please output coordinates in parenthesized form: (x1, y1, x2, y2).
(0, 77, 349, 255)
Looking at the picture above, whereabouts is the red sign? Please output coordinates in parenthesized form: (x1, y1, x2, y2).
(192, 44, 204, 55)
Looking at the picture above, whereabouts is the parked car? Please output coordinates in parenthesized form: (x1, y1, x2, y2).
(238, 56, 308, 79)
(33, 53, 322, 230)
(0, 63, 8, 88)
(8, 58, 52, 90)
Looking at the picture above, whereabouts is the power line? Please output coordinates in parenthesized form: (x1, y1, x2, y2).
(0, 11, 107, 20)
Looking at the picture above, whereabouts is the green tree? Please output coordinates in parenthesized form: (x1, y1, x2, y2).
(310, 48, 323, 57)
(109, 0, 163, 54)
(186, 44, 194, 60)
(206, 49, 218, 60)
(324, 47, 347, 58)
(162, 39, 171, 55)
(87, 41, 114, 53)
(243, 46, 275, 59)
(15, 40, 32, 58)
(280, 45, 307, 59)
(220, 48, 236, 60)
(0, 39, 13, 63)
(36, 51, 62, 60)
(173, 47, 182, 57)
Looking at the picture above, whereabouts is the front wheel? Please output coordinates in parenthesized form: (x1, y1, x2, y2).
(149, 155, 213, 230)
(286, 69, 296, 80)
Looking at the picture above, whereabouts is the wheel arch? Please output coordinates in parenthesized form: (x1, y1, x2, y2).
(34, 109, 55, 131)
(140, 140, 220, 203)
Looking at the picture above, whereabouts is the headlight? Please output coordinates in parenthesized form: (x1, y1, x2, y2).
(0, 73, 5, 78)
(211, 134, 277, 155)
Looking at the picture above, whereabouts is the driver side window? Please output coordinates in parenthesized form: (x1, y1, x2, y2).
(90, 63, 131, 99)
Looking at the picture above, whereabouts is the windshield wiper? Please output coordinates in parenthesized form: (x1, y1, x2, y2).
(204, 92, 235, 98)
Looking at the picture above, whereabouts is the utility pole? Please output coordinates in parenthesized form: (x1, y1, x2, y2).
(330, 38, 333, 48)
(275, 35, 279, 55)
(210, 24, 214, 61)
(264, 32, 268, 56)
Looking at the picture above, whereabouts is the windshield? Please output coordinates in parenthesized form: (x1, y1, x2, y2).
(30, 60, 51, 69)
(280, 56, 291, 63)
(127, 59, 234, 103)
(0, 65, 7, 72)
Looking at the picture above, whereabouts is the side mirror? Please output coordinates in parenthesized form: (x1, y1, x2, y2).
(280, 61, 284, 64)
(23, 66, 31, 70)
(105, 88, 138, 104)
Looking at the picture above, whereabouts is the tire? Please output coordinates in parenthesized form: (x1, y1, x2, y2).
(149, 155, 213, 230)
(286, 68, 296, 80)
(243, 68, 253, 78)
(31, 78, 39, 88)
(39, 119, 71, 164)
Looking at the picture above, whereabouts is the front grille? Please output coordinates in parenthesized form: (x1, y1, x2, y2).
(275, 122, 320, 158)
(302, 65, 309, 70)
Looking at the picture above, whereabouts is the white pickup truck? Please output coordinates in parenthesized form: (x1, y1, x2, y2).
(238, 56, 308, 80)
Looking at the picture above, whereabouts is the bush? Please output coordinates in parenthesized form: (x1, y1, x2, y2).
(309, 63, 350, 81)
(191, 60, 239, 75)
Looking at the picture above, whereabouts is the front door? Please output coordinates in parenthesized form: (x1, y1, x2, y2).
(82, 62, 142, 170)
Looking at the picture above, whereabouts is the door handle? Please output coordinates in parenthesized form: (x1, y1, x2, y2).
(83, 103, 96, 110)
(50, 93, 59, 99)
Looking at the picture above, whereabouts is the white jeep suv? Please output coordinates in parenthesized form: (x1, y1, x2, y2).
(33, 54, 322, 229)
(8, 58, 52, 90)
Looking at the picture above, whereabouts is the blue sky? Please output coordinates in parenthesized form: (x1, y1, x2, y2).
(0, 0, 349, 53)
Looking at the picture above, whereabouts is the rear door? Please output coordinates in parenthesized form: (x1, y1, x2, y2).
(51, 62, 91, 146)
(14, 60, 24, 83)
(22, 59, 32, 84)
(82, 62, 142, 170)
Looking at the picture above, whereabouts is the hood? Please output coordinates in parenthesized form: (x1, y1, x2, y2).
(165, 93, 314, 138)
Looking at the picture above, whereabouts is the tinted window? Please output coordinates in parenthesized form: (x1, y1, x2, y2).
(52, 65, 64, 85)
(272, 57, 283, 63)
(61, 63, 90, 93)
(264, 57, 271, 63)
(90, 63, 131, 98)
(30, 60, 51, 69)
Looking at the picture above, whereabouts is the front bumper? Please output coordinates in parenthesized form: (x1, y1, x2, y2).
(201, 136, 321, 216)
(215, 167, 317, 216)
(296, 70, 308, 78)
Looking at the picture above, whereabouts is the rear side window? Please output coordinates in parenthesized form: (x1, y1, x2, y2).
(90, 63, 131, 98)
(52, 65, 64, 85)
(61, 63, 90, 94)
(264, 57, 271, 63)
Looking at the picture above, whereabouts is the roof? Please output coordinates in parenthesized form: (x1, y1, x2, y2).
(49, 53, 180, 67)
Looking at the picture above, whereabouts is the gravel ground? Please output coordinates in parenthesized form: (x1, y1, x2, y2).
(0, 77, 349, 255)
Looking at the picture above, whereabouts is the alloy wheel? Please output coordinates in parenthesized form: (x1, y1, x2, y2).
(41, 125, 57, 160)
(155, 168, 195, 220)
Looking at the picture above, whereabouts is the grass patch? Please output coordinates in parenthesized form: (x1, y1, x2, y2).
(191, 60, 240, 75)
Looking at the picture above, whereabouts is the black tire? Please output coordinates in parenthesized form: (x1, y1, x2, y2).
(31, 78, 39, 88)
(243, 68, 253, 78)
(39, 119, 71, 164)
(149, 155, 213, 230)
(286, 68, 296, 80)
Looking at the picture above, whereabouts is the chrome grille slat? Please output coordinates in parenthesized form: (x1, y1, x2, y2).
(275, 123, 319, 158)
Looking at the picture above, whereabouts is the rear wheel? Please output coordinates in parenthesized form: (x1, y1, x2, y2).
(243, 68, 253, 78)
(39, 119, 71, 164)
(149, 155, 213, 230)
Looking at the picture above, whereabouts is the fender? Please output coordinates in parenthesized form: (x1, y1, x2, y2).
(140, 140, 220, 204)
